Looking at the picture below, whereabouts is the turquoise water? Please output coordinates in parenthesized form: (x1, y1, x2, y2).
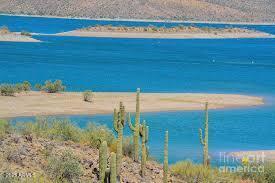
(1, 15, 275, 165)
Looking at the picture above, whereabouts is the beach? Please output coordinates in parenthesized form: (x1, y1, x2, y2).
(56, 30, 274, 39)
(0, 91, 263, 118)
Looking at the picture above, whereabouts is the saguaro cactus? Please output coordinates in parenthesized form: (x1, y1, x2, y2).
(127, 88, 140, 162)
(199, 102, 209, 167)
(140, 120, 149, 177)
(99, 141, 107, 183)
(99, 141, 117, 183)
(110, 152, 117, 183)
(163, 131, 168, 183)
(113, 102, 126, 174)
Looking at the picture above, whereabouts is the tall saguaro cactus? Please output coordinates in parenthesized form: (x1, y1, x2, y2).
(140, 120, 149, 177)
(110, 152, 117, 183)
(199, 102, 209, 167)
(127, 88, 141, 162)
(163, 131, 168, 183)
(113, 102, 126, 174)
(99, 141, 107, 183)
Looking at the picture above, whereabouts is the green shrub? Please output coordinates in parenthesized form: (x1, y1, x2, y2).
(35, 83, 43, 91)
(0, 84, 16, 96)
(0, 120, 10, 138)
(22, 81, 31, 91)
(49, 119, 81, 142)
(170, 161, 239, 182)
(42, 80, 66, 93)
(82, 122, 115, 148)
(0, 26, 10, 34)
(83, 90, 93, 102)
(15, 83, 24, 93)
(47, 150, 83, 182)
(21, 31, 31, 37)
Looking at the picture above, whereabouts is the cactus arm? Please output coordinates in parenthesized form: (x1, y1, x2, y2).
(145, 125, 149, 143)
(113, 109, 118, 132)
(135, 88, 140, 127)
(141, 120, 146, 177)
(119, 102, 126, 125)
(127, 112, 135, 131)
(199, 128, 205, 145)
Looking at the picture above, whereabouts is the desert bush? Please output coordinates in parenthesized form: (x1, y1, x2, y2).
(15, 83, 24, 93)
(22, 81, 31, 91)
(21, 31, 31, 37)
(42, 80, 66, 93)
(0, 120, 10, 138)
(14, 118, 116, 146)
(0, 26, 10, 34)
(170, 161, 239, 182)
(0, 84, 17, 96)
(83, 90, 93, 102)
(82, 122, 115, 148)
(47, 150, 83, 182)
(35, 83, 43, 91)
(47, 119, 81, 142)
(15, 117, 80, 142)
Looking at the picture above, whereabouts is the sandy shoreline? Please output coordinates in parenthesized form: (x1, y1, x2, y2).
(0, 91, 263, 118)
(0, 32, 41, 42)
(1, 13, 275, 26)
(56, 30, 275, 39)
(230, 150, 275, 162)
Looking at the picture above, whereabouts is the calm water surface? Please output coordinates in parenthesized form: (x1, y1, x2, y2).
(1, 15, 275, 165)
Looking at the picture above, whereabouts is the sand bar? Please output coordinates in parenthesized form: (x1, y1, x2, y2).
(56, 30, 274, 39)
(0, 33, 41, 42)
(0, 91, 263, 118)
(230, 150, 275, 162)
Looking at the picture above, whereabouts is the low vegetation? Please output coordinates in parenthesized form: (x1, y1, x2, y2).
(82, 24, 254, 34)
(47, 150, 83, 182)
(83, 90, 93, 102)
(14, 117, 115, 147)
(0, 81, 32, 96)
(0, 26, 10, 34)
(20, 31, 31, 37)
(170, 161, 240, 182)
(36, 80, 66, 93)
(0, 79, 66, 95)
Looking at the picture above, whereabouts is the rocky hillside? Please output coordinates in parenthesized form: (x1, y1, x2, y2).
(0, 134, 176, 182)
(0, 0, 274, 23)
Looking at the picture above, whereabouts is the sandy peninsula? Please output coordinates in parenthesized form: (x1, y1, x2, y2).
(230, 150, 275, 162)
(0, 26, 40, 42)
(0, 33, 41, 42)
(0, 91, 263, 118)
(56, 25, 274, 39)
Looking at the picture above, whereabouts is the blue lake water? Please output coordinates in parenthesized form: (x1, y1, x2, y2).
(1, 15, 275, 165)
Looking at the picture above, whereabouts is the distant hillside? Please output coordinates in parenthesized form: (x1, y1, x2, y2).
(0, 0, 274, 23)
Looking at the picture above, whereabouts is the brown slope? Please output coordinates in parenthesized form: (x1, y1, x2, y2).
(0, 0, 274, 22)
